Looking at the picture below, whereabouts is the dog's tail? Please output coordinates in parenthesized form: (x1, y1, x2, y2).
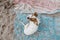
(19, 21, 25, 26)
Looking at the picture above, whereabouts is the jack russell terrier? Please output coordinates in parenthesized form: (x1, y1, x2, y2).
(24, 12, 40, 35)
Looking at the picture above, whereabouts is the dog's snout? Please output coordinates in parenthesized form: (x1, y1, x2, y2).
(27, 17, 29, 19)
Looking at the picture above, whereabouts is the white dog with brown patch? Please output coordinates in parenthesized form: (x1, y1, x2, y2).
(24, 12, 40, 35)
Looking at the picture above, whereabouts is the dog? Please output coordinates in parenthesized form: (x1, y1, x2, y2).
(24, 12, 40, 35)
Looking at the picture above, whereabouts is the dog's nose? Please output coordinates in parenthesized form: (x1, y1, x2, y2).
(27, 17, 29, 19)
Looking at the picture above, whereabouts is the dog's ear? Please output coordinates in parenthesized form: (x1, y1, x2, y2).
(33, 12, 38, 17)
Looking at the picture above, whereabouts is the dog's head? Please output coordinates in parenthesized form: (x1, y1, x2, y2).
(27, 12, 38, 25)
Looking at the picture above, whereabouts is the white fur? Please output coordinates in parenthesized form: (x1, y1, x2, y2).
(24, 15, 40, 35)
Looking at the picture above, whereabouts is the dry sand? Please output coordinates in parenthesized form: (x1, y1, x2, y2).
(0, 0, 16, 40)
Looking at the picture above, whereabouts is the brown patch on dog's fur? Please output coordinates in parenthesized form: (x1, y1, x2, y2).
(29, 18, 38, 25)
(33, 12, 38, 17)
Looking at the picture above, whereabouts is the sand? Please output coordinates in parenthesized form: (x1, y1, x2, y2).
(0, 0, 16, 40)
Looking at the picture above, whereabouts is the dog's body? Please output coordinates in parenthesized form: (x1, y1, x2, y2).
(24, 21, 38, 35)
(24, 12, 40, 35)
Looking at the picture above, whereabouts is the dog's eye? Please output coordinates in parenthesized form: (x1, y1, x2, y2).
(27, 17, 29, 19)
